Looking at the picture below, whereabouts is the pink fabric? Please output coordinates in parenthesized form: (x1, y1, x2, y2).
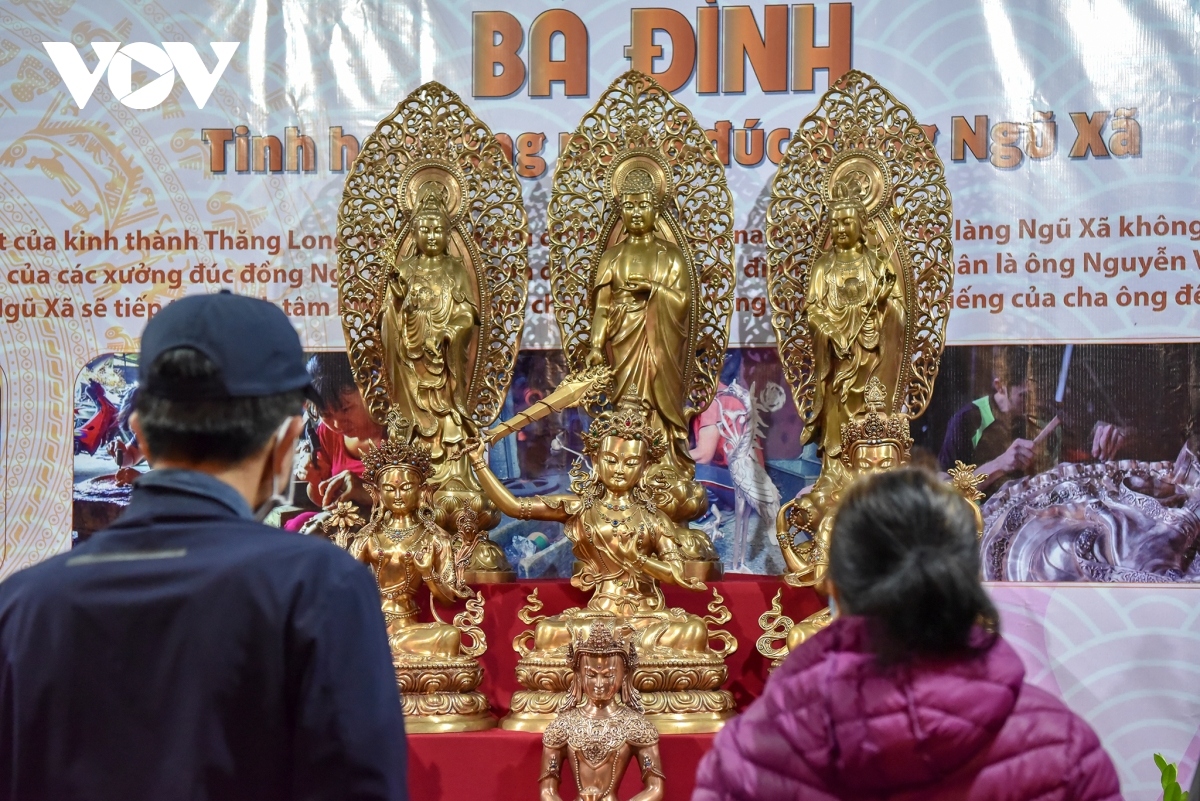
(316, 421, 366, 478)
(693, 616, 1122, 801)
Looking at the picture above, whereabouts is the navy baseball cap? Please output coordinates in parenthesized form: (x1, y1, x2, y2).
(138, 291, 317, 402)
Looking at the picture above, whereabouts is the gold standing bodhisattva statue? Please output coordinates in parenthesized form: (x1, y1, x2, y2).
(548, 71, 735, 578)
(471, 395, 736, 733)
(339, 81, 528, 582)
(346, 423, 494, 732)
(761, 70, 956, 663)
(539, 623, 664, 801)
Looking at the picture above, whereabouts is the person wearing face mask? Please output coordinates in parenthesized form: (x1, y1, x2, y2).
(0, 291, 407, 801)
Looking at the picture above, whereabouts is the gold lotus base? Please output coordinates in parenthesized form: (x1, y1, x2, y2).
(404, 707, 497, 733)
(463, 568, 516, 584)
(501, 689, 734, 733)
(395, 657, 494, 733)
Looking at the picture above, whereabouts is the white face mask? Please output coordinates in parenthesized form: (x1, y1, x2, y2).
(253, 417, 298, 522)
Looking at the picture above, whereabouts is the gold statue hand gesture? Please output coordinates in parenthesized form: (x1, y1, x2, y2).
(670, 562, 706, 592)
(585, 347, 607, 368)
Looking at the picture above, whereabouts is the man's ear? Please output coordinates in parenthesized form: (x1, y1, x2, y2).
(272, 416, 304, 471)
(128, 412, 155, 465)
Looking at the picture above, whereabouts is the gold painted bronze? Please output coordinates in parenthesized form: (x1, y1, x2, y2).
(345, 419, 494, 732)
(547, 70, 735, 580)
(338, 81, 527, 582)
(471, 395, 737, 734)
(539, 622, 665, 801)
(760, 70, 954, 663)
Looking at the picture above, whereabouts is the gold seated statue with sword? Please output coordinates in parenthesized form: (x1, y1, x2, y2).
(465, 367, 737, 734)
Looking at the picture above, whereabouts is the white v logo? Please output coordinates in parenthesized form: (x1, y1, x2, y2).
(42, 42, 120, 109)
(162, 42, 239, 109)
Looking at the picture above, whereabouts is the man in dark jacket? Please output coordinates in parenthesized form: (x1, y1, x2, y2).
(0, 292, 407, 801)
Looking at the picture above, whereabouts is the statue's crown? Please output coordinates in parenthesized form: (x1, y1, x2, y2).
(831, 175, 868, 213)
(619, 167, 656, 196)
(582, 392, 667, 462)
(839, 377, 913, 463)
(360, 411, 433, 485)
(415, 179, 451, 217)
(567, 620, 638, 669)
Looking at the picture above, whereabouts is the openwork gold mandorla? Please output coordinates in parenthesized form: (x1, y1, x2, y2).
(767, 69, 953, 431)
(547, 69, 734, 416)
(337, 80, 527, 429)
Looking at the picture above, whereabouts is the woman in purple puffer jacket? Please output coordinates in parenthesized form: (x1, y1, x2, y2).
(694, 468, 1122, 801)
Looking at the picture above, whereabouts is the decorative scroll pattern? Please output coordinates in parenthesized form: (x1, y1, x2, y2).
(337, 81, 528, 425)
(766, 69, 953, 427)
(547, 70, 734, 415)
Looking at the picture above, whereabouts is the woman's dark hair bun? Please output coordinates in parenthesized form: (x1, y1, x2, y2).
(829, 467, 998, 662)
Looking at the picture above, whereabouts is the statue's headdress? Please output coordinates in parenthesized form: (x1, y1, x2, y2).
(360, 410, 432, 486)
(562, 620, 644, 712)
(581, 393, 668, 463)
(839, 376, 913, 465)
(414, 179, 452, 219)
(618, 167, 656, 197)
(830, 174, 869, 215)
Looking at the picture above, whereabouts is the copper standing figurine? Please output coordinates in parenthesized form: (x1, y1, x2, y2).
(338, 81, 527, 582)
(547, 70, 735, 579)
(759, 70, 954, 662)
(539, 622, 664, 801)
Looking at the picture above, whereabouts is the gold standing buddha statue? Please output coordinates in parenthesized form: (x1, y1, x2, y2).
(338, 81, 528, 582)
(348, 425, 493, 732)
(539, 622, 664, 801)
(548, 71, 735, 579)
(470, 395, 736, 733)
(761, 70, 955, 662)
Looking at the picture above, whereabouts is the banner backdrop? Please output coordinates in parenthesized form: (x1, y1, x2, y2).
(5, 1, 1200, 576)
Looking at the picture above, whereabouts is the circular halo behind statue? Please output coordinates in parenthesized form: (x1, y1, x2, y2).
(338, 81, 527, 581)
(548, 70, 734, 575)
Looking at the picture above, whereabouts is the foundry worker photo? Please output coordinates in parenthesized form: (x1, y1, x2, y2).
(0, 292, 407, 801)
(938, 356, 1034, 492)
(693, 468, 1120, 801)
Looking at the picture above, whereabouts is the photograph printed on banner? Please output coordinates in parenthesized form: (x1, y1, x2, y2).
(915, 344, 1200, 583)
(70, 349, 799, 576)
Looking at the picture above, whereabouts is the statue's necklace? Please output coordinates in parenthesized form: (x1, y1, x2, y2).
(601, 498, 633, 529)
(385, 522, 421, 545)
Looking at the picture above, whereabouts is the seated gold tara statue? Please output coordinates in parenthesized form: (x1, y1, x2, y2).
(347, 425, 494, 732)
(539, 622, 664, 801)
(470, 395, 736, 733)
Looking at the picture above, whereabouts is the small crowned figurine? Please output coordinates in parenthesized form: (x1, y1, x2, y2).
(540, 622, 664, 801)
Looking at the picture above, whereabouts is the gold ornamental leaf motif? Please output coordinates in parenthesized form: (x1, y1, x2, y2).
(337, 81, 528, 425)
(766, 69, 953, 429)
(548, 70, 735, 415)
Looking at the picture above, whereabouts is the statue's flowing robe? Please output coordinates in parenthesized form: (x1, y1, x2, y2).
(805, 242, 906, 458)
(594, 236, 692, 468)
(381, 255, 478, 467)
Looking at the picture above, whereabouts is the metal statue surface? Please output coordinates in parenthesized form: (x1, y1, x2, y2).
(341, 419, 494, 732)
(539, 622, 664, 801)
(761, 70, 953, 660)
(470, 394, 737, 733)
(548, 70, 734, 576)
(338, 80, 527, 582)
